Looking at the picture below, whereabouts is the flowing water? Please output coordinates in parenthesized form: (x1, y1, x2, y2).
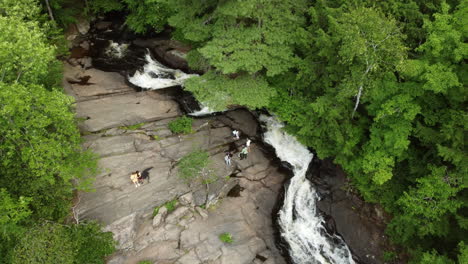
(129, 53, 196, 90)
(260, 115, 355, 264)
(126, 51, 355, 263)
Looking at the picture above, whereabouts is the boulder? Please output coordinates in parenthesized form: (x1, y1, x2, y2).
(133, 38, 191, 71)
(153, 207, 168, 228)
(206, 178, 239, 206)
(165, 206, 191, 224)
(193, 188, 207, 206)
(179, 192, 193, 206)
(76, 18, 90, 35)
(217, 109, 259, 138)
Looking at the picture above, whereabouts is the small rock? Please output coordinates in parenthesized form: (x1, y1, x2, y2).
(195, 207, 208, 219)
(179, 192, 193, 206)
(80, 41, 90, 50)
(152, 207, 168, 228)
(76, 19, 90, 35)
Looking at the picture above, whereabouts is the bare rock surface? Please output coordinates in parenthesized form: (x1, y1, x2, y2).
(68, 68, 286, 264)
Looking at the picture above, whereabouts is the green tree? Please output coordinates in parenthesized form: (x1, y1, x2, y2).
(123, 0, 171, 33)
(11, 222, 74, 264)
(0, 16, 55, 85)
(0, 82, 97, 220)
(70, 221, 116, 264)
(177, 149, 212, 183)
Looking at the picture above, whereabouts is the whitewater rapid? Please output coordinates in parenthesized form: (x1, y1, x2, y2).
(260, 115, 355, 264)
(129, 52, 196, 90)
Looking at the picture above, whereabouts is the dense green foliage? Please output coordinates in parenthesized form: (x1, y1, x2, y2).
(104, 0, 467, 262)
(0, 0, 115, 262)
(168, 116, 193, 134)
(11, 221, 115, 264)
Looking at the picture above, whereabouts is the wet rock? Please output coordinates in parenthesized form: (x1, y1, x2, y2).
(132, 38, 191, 71)
(309, 159, 389, 264)
(153, 206, 168, 228)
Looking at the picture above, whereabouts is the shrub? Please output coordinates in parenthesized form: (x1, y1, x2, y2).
(177, 150, 215, 183)
(137, 261, 152, 264)
(219, 232, 233, 244)
(164, 200, 178, 212)
(168, 116, 193, 134)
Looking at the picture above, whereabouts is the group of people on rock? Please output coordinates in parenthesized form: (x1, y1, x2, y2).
(225, 130, 252, 166)
(130, 129, 251, 187)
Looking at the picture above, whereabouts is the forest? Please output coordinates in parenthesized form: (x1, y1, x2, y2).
(0, 0, 466, 263)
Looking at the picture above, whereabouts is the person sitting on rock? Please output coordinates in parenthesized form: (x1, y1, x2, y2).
(136, 170, 143, 184)
(130, 171, 140, 188)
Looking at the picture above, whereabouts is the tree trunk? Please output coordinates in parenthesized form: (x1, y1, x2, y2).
(44, 0, 55, 22)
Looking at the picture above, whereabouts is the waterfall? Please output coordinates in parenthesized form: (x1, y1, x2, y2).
(128, 53, 197, 90)
(260, 115, 355, 264)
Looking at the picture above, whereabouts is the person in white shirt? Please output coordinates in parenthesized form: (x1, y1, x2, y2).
(224, 152, 232, 166)
(232, 129, 240, 139)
